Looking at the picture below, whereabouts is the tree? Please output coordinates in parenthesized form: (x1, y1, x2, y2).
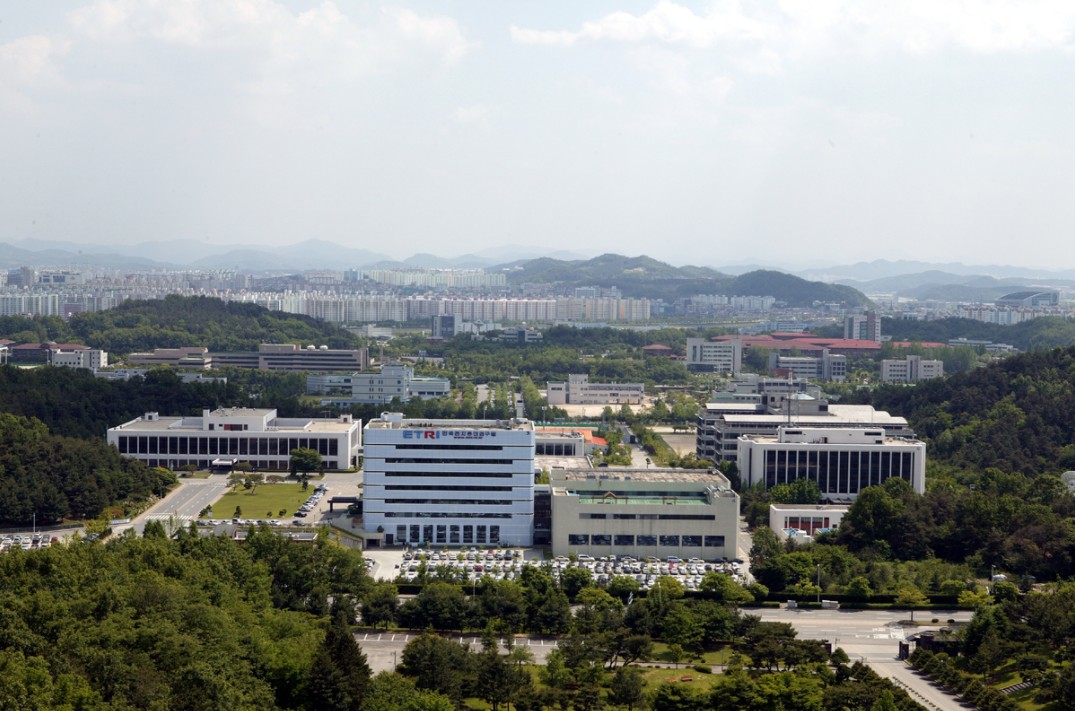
(305, 610, 372, 711)
(895, 587, 929, 622)
(363, 673, 454, 711)
(699, 572, 753, 605)
(845, 576, 873, 601)
(362, 583, 399, 630)
(399, 634, 473, 704)
(291, 448, 322, 477)
(609, 666, 646, 710)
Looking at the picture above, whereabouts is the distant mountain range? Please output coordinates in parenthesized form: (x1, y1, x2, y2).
(0, 239, 1069, 303)
(0, 239, 593, 272)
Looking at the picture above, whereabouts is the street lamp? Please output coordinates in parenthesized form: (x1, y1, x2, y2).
(990, 564, 996, 594)
(816, 564, 821, 604)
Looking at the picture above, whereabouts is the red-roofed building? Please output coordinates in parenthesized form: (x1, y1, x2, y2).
(9, 341, 89, 364)
(641, 344, 675, 358)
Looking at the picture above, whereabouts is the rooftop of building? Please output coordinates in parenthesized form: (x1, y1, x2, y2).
(770, 503, 851, 511)
(719, 404, 907, 425)
(550, 467, 731, 486)
(366, 414, 533, 431)
(110, 408, 358, 433)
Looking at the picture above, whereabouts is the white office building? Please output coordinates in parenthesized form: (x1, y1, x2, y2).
(362, 413, 537, 547)
(770, 350, 847, 382)
(880, 355, 944, 383)
(51, 348, 108, 370)
(737, 427, 926, 500)
(546, 374, 644, 405)
(697, 395, 914, 464)
(314, 363, 451, 405)
(686, 338, 742, 374)
(107, 408, 362, 471)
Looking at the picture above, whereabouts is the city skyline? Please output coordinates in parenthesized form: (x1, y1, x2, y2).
(3, 1, 1075, 270)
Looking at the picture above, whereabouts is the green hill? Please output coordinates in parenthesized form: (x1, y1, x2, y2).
(868, 345, 1075, 475)
(505, 254, 871, 307)
(68, 295, 359, 355)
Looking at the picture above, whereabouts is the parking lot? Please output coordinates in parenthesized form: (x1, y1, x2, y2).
(0, 532, 59, 552)
(363, 547, 747, 591)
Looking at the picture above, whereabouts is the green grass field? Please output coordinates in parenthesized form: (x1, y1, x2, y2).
(204, 483, 312, 519)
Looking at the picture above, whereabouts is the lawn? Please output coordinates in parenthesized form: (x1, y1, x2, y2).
(204, 483, 311, 519)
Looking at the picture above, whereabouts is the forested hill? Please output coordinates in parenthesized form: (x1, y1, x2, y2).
(0, 295, 359, 355)
(882, 315, 1075, 351)
(504, 254, 872, 307)
(867, 346, 1075, 475)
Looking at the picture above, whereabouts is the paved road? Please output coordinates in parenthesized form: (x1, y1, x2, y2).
(120, 478, 229, 535)
(356, 632, 561, 673)
(752, 608, 974, 711)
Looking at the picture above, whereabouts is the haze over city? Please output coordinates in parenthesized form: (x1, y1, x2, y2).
(3, 1, 1075, 270)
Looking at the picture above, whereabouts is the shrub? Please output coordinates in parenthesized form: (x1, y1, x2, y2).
(693, 664, 712, 674)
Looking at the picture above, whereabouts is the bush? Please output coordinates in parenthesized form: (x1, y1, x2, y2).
(693, 664, 712, 674)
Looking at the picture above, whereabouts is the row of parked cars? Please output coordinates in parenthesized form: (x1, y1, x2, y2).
(393, 548, 746, 590)
(0, 533, 57, 552)
(551, 555, 747, 591)
(294, 485, 329, 518)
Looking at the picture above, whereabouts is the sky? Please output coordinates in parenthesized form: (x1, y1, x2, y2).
(2, 0, 1075, 270)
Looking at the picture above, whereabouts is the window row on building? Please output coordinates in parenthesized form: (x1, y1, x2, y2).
(396, 524, 502, 545)
(114, 434, 339, 457)
(566, 533, 726, 547)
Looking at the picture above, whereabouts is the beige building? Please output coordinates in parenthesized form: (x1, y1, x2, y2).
(550, 468, 739, 560)
(769, 503, 849, 544)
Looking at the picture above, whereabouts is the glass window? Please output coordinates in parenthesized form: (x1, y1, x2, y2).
(568, 534, 589, 545)
(591, 534, 611, 546)
(704, 535, 725, 547)
(682, 535, 702, 546)
(613, 534, 634, 546)
(637, 535, 657, 546)
(659, 535, 679, 546)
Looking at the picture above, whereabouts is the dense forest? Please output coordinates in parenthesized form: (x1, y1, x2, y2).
(0, 412, 171, 526)
(0, 295, 360, 355)
(865, 346, 1075, 475)
(878, 316, 1075, 352)
(0, 527, 378, 710)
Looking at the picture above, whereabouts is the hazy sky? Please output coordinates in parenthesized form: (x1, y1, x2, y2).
(3, 1, 1075, 269)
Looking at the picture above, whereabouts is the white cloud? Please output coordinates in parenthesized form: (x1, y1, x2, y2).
(0, 35, 68, 113)
(512, 0, 1075, 55)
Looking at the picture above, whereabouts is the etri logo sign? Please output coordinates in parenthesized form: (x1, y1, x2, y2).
(402, 430, 497, 440)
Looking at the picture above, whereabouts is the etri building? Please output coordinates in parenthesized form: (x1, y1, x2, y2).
(550, 468, 739, 561)
(362, 413, 536, 547)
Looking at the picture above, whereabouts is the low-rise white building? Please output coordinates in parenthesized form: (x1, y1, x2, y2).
(546, 374, 644, 405)
(51, 348, 108, 370)
(107, 408, 361, 471)
(686, 338, 742, 374)
(769, 503, 849, 544)
(737, 427, 926, 500)
(362, 413, 536, 547)
(550, 468, 739, 561)
(314, 363, 451, 405)
(880, 355, 944, 383)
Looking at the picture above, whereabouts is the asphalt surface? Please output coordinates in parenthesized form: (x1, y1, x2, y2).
(752, 608, 974, 711)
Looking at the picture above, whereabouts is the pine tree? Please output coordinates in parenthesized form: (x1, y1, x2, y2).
(306, 610, 371, 711)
